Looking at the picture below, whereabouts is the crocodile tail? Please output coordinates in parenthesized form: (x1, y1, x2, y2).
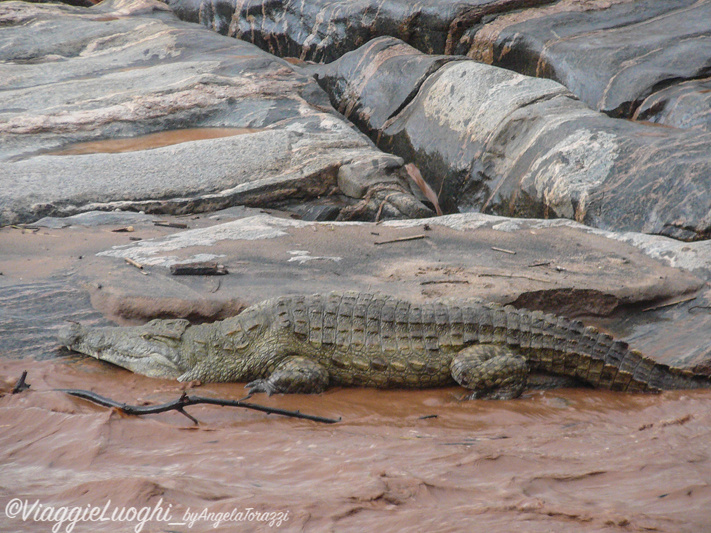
(589, 334, 711, 391)
(512, 306, 711, 392)
(646, 360, 711, 390)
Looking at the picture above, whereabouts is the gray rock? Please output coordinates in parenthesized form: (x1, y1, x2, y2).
(164, 0, 542, 63)
(465, 0, 711, 128)
(34, 210, 158, 229)
(634, 78, 711, 132)
(165, 0, 711, 131)
(0, 0, 430, 225)
(337, 154, 404, 199)
(313, 38, 711, 240)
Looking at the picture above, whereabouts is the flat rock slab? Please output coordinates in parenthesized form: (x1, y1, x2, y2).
(0, 0, 429, 225)
(313, 38, 711, 241)
(66, 212, 711, 371)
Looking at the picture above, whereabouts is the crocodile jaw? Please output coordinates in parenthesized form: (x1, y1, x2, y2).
(58, 323, 185, 379)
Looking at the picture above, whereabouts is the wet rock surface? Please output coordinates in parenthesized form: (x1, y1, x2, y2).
(633, 77, 711, 131)
(0, 0, 429, 224)
(465, 0, 711, 126)
(166, 0, 711, 130)
(163, 0, 554, 63)
(313, 38, 711, 240)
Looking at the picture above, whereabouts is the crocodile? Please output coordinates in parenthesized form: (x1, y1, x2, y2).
(58, 291, 711, 399)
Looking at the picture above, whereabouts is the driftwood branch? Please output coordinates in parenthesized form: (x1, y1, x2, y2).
(57, 389, 340, 424)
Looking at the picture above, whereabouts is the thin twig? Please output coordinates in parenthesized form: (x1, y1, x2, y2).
(169, 262, 228, 276)
(491, 247, 516, 255)
(527, 261, 551, 268)
(154, 221, 188, 229)
(124, 257, 143, 269)
(420, 280, 470, 285)
(642, 295, 697, 312)
(11, 371, 29, 394)
(57, 389, 340, 424)
(478, 273, 552, 284)
(374, 234, 427, 245)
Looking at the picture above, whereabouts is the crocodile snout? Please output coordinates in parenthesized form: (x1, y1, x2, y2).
(57, 323, 84, 349)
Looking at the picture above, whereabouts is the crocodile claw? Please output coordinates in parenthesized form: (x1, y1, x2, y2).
(245, 379, 277, 396)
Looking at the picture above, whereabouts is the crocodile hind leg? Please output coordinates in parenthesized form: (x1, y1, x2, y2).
(246, 356, 330, 395)
(450, 344, 528, 400)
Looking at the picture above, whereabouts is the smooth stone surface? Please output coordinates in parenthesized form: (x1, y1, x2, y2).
(164, 0, 551, 63)
(313, 38, 711, 240)
(465, 0, 711, 126)
(166, 0, 711, 129)
(78, 212, 710, 371)
(34, 210, 159, 229)
(0, 0, 430, 225)
(633, 77, 711, 132)
(310, 38, 463, 138)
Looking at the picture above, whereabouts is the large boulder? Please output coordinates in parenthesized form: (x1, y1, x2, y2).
(0, 0, 430, 225)
(313, 38, 711, 241)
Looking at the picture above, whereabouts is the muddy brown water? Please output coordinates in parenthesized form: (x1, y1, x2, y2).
(46, 128, 262, 156)
(1, 357, 711, 533)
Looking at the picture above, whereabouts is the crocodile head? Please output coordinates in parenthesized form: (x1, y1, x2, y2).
(58, 319, 191, 379)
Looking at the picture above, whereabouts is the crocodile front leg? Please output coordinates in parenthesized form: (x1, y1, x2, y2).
(450, 344, 529, 400)
(246, 356, 330, 395)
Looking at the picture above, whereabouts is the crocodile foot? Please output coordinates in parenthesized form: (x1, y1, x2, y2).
(451, 343, 528, 400)
(246, 356, 330, 395)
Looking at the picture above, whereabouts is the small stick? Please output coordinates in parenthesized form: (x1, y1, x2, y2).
(491, 247, 516, 255)
(170, 262, 228, 276)
(478, 273, 552, 284)
(154, 221, 188, 229)
(11, 225, 39, 230)
(11, 371, 30, 394)
(527, 261, 551, 268)
(57, 389, 340, 424)
(420, 280, 470, 285)
(374, 234, 427, 245)
(124, 257, 144, 270)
